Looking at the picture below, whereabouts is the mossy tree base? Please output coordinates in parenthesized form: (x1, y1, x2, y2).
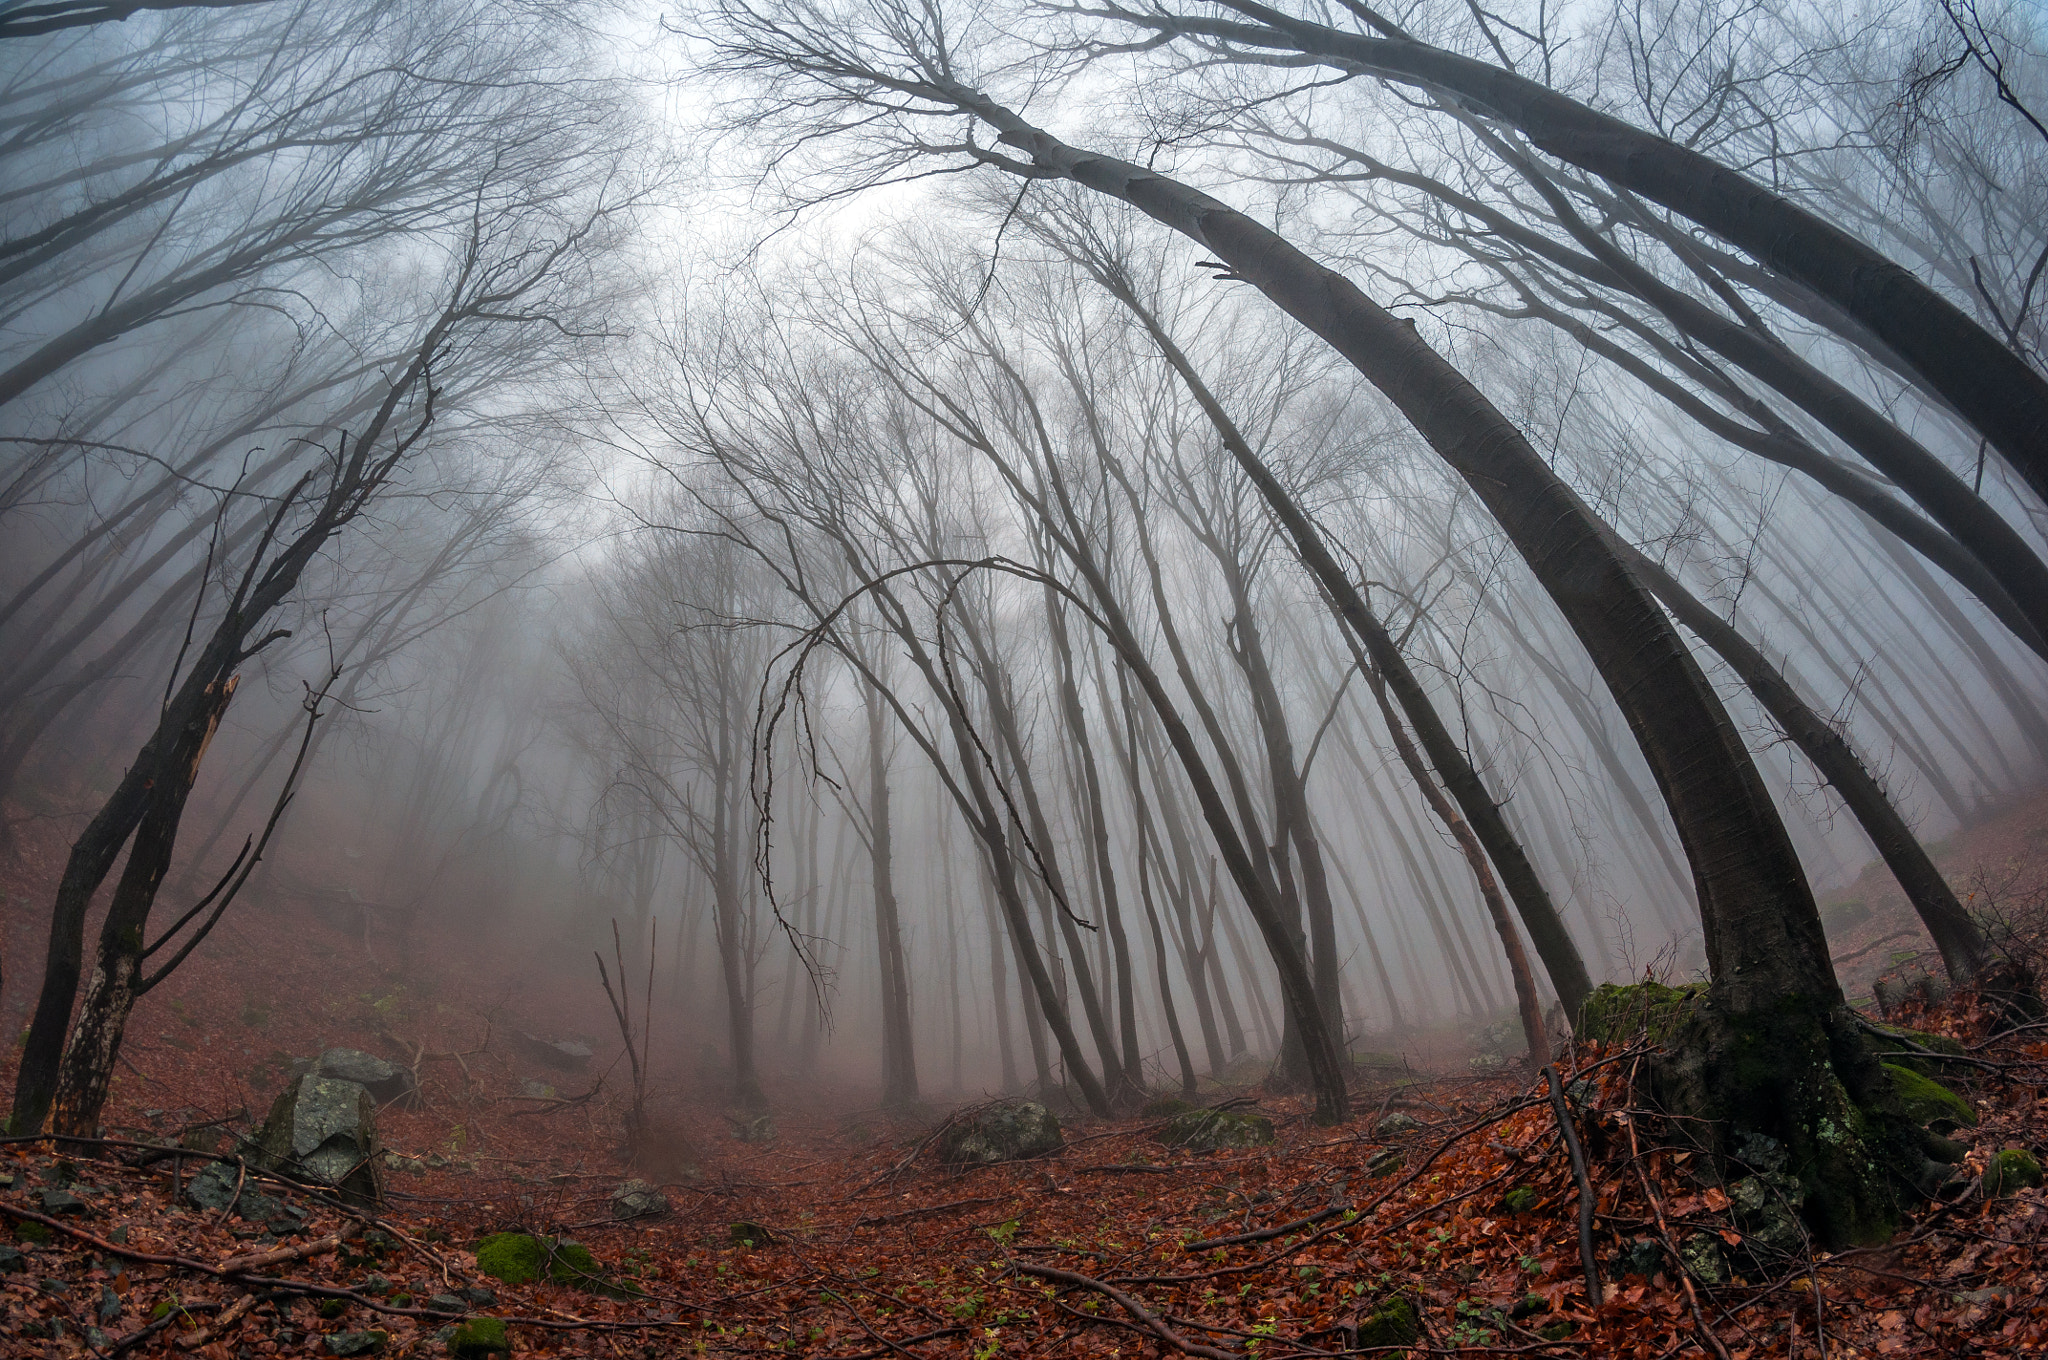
(1579, 982, 1950, 1250)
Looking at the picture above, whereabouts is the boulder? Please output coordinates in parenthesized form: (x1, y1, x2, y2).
(314, 1049, 419, 1110)
(938, 1100, 1064, 1165)
(256, 1075, 383, 1205)
(1161, 1108, 1276, 1152)
(509, 1031, 593, 1072)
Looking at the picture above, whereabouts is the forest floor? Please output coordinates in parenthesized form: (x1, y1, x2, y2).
(0, 791, 2046, 1357)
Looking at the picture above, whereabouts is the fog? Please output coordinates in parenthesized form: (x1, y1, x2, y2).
(4, 0, 2046, 1136)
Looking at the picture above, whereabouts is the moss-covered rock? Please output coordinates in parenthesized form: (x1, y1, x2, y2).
(1354, 1295, 1419, 1347)
(1679, 1233, 1727, 1286)
(1161, 1108, 1275, 1152)
(1500, 1187, 1538, 1213)
(1882, 1064, 1976, 1131)
(473, 1233, 628, 1295)
(1575, 980, 1707, 1045)
(447, 1318, 509, 1358)
(1982, 1149, 2043, 1197)
(939, 1100, 1064, 1165)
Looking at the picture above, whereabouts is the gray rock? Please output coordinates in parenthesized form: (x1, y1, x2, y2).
(0, 1246, 24, 1273)
(1728, 1172, 1807, 1259)
(1375, 1112, 1421, 1137)
(1679, 1233, 1727, 1286)
(939, 1100, 1064, 1165)
(324, 1330, 387, 1356)
(255, 1075, 383, 1205)
(519, 1080, 557, 1100)
(610, 1179, 668, 1220)
(424, 1294, 468, 1316)
(183, 1162, 295, 1225)
(727, 1112, 777, 1144)
(1613, 1238, 1663, 1278)
(1162, 1108, 1276, 1152)
(509, 1031, 593, 1071)
(314, 1049, 419, 1110)
(37, 1187, 87, 1215)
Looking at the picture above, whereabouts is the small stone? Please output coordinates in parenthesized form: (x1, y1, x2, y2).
(1613, 1239, 1662, 1278)
(1374, 1112, 1420, 1137)
(1679, 1233, 1727, 1286)
(37, 1187, 87, 1215)
(459, 1287, 497, 1307)
(1500, 1187, 1538, 1214)
(0, 1246, 25, 1272)
(727, 1112, 777, 1144)
(610, 1179, 668, 1220)
(729, 1221, 773, 1248)
(519, 1080, 557, 1100)
(1366, 1149, 1403, 1178)
(424, 1295, 467, 1316)
(99, 1283, 122, 1321)
(325, 1330, 388, 1356)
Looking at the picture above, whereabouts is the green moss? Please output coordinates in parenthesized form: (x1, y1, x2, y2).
(1355, 1295, 1419, 1347)
(318, 1299, 349, 1319)
(474, 1233, 543, 1286)
(474, 1233, 629, 1295)
(1575, 981, 1706, 1044)
(1500, 1187, 1538, 1214)
(14, 1220, 51, 1244)
(1882, 1063, 1977, 1130)
(1982, 1149, 2042, 1197)
(448, 1318, 510, 1358)
(1866, 1027, 1967, 1078)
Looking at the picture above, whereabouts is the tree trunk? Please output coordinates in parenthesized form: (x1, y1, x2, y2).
(50, 676, 237, 1137)
(864, 684, 919, 1107)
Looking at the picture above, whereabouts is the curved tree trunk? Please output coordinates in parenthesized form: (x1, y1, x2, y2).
(1129, 0, 2048, 505)
(1617, 542, 1996, 986)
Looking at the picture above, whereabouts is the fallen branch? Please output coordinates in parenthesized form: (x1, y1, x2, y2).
(1013, 1258, 1238, 1359)
(1544, 1064, 1602, 1307)
(174, 1291, 259, 1350)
